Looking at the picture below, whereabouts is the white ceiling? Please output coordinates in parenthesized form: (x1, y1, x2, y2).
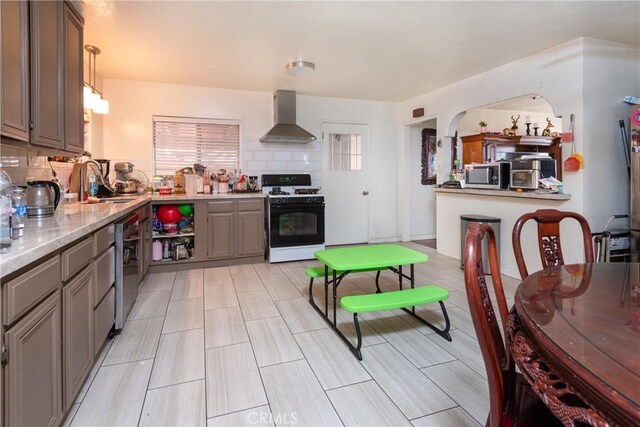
(81, 1, 640, 102)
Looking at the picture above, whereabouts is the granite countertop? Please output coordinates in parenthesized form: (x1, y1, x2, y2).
(434, 187, 571, 201)
(0, 192, 266, 278)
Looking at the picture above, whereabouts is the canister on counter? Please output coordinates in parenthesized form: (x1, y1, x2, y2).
(174, 173, 185, 194)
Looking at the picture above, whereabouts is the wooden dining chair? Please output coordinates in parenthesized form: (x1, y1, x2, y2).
(464, 222, 561, 427)
(512, 209, 594, 279)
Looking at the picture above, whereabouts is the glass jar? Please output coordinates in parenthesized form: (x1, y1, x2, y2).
(0, 168, 13, 253)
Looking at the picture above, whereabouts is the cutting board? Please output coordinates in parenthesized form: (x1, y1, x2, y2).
(68, 163, 82, 194)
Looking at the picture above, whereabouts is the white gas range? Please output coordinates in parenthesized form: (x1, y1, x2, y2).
(262, 174, 325, 263)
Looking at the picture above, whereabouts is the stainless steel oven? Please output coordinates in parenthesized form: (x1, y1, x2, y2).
(115, 205, 150, 329)
(263, 174, 325, 263)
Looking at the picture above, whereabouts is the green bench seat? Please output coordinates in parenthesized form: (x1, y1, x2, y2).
(338, 285, 452, 360)
(341, 286, 449, 313)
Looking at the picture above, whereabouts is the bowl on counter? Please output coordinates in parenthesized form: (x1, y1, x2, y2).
(157, 186, 173, 195)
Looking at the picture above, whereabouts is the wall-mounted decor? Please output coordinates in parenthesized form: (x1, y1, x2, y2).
(413, 108, 425, 118)
(421, 128, 437, 185)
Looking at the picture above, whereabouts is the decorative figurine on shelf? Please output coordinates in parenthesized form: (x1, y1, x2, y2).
(542, 117, 554, 136)
(510, 114, 520, 134)
(524, 115, 532, 136)
(479, 121, 487, 133)
(503, 127, 516, 136)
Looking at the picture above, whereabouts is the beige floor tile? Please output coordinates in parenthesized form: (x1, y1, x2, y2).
(149, 328, 205, 389)
(102, 318, 163, 366)
(411, 407, 481, 426)
(421, 361, 489, 424)
(333, 306, 387, 347)
(207, 406, 272, 426)
(206, 343, 268, 417)
(163, 298, 204, 334)
(327, 380, 411, 426)
(426, 329, 486, 379)
(360, 343, 456, 420)
(76, 340, 112, 403)
(276, 297, 328, 334)
(245, 317, 303, 367)
(229, 264, 264, 292)
(260, 360, 342, 426)
(237, 289, 280, 321)
(176, 268, 204, 281)
(261, 277, 302, 301)
(367, 316, 455, 368)
(295, 329, 370, 390)
(445, 307, 477, 338)
(128, 290, 171, 320)
(204, 282, 239, 310)
(140, 272, 176, 293)
(204, 266, 233, 287)
(204, 307, 249, 348)
(139, 380, 206, 426)
(72, 360, 152, 427)
(171, 278, 204, 301)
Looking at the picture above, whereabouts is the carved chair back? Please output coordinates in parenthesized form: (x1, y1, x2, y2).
(512, 209, 594, 279)
(464, 222, 512, 427)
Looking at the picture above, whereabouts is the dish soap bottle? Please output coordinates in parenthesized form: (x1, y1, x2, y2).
(89, 175, 98, 197)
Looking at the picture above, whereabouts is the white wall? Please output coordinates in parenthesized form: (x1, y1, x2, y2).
(400, 37, 639, 276)
(101, 80, 401, 243)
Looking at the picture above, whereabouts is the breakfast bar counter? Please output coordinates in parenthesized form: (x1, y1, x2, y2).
(434, 187, 571, 200)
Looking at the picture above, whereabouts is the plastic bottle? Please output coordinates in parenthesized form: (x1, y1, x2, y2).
(11, 187, 27, 239)
(0, 168, 12, 253)
(89, 175, 98, 197)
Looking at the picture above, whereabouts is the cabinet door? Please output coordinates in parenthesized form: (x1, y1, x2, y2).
(207, 212, 235, 259)
(5, 291, 62, 427)
(140, 219, 151, 278)
(1, 0, 29, 142)
(30, 0, 64, 150)
(62, 265, 94, 411)
(63, 3, 84, 154)
(237, 210, 265, 257)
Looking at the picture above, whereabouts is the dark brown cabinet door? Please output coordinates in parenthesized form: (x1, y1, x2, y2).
(62, 265, 93, 411)
(30, 0, 64, 150)
(1, 0, 30, 142)
(237, 210, 265, 257)
(63, 3, 84, 154)
(4, 291, 62, 427)
(207, 212, 235, 259)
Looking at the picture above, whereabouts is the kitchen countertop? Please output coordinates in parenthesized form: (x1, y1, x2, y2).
(0, 192, 266, 278)
(434, 187, 571, 201)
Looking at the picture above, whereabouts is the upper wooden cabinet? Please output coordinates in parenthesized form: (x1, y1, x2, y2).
(461, 133, 563, 181)
(1, 0, 84, 154)
(1, 0, 30, 142)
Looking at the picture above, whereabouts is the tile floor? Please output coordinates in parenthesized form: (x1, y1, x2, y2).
(65, 242, 520, 427)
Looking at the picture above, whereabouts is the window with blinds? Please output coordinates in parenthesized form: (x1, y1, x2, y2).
(152, 116, 240, 175)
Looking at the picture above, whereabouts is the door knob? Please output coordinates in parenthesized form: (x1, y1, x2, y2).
(362, 191, 369, 196)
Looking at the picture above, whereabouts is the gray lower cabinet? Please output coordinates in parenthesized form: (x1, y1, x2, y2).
(4, 291, 63, 427)
(207, 198, 264, 260)
(62, 265, 93, 411)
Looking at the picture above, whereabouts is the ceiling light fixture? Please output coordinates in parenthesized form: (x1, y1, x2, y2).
(285, 60, 315, 76)
(84, 45, 109, 114)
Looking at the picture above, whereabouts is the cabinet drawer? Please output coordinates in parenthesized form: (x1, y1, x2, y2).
(62, 236, 94, 281)
(93, 245, 115, 307)
(208, 200, 234, 213)
(94, 286, 115, 356)
(238, 199, 263, 212)
(3, 255, 61, 326)
(93, 224, 114, 256)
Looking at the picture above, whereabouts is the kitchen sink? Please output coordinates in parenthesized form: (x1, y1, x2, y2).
(81, 197, 137, 205)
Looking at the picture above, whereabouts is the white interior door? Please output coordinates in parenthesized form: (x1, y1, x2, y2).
(322, 122, 370, 245)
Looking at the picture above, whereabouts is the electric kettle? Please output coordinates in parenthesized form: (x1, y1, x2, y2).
(26, 181, 61, 218)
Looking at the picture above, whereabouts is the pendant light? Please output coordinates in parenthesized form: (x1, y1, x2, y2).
(84, 45, 109, 114)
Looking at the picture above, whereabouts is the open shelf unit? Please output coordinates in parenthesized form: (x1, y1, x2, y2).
(152, 202, 195, 263)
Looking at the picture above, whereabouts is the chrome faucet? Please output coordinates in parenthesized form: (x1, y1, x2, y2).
(79, 160, 102, 201)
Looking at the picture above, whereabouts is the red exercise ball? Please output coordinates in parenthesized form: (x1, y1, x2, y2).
(156, 205, 183, 224)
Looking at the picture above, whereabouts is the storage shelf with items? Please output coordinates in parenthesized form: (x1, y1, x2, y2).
(461, 133, 563, 181)
(151, 202, 195, 263)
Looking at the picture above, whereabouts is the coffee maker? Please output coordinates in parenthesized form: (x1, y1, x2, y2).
(94, 159, 117, 197)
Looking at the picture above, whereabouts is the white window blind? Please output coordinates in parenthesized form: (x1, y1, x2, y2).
(153, 116, 240, 175)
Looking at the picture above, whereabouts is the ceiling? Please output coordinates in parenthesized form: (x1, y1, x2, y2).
(81, 1, 640, 102)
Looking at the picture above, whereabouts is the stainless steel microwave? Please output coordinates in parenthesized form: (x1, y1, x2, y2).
(463, 162, 510, 189)
(509, 158, 557, 190)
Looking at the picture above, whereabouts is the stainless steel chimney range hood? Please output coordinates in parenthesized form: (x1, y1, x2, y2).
(260, 90, 316, 144)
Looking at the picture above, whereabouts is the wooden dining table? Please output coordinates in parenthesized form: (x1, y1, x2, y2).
(507, 263, 640, 426)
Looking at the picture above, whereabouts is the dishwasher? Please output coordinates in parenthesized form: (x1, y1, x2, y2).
(115, 204, 151, 329)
